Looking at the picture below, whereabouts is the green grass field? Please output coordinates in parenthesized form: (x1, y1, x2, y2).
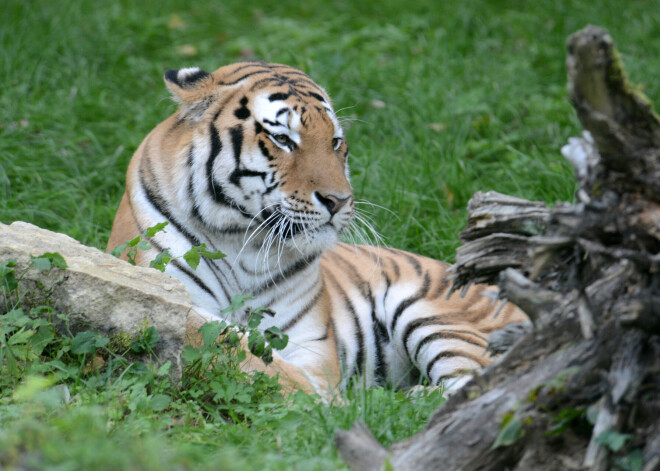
(2, 0, 660, 469)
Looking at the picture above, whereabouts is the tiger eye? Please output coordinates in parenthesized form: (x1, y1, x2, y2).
(274, 134, 290, 145)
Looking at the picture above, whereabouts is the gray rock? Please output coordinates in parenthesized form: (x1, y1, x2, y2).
(0, 221, 191, 379)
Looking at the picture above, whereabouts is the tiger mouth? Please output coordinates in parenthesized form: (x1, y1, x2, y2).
(260, 207, 316, 240)
(259, 206, 338, 241)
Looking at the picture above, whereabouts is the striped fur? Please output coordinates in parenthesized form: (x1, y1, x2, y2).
(107, 62, 528, 395)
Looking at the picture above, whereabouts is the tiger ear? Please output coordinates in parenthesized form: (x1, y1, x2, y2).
(164, 67, 215, 121)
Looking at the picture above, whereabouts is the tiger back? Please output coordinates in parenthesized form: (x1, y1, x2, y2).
(107, 61, 529, 395)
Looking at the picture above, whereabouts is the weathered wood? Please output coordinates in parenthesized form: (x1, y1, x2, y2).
(460, 191, 551, 242)
(335, 422, 388, 471)
(336, 25, 660, 471)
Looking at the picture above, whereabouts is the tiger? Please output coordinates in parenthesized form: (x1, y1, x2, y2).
(107, 61, 529, 397)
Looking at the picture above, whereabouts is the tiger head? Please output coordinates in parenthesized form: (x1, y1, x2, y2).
(162, 61, 353, 255)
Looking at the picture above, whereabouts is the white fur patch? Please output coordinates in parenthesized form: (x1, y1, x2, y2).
(178, 67, 203, 81)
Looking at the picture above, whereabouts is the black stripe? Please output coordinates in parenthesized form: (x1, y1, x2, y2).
(188, 174, 204, 224)
(205, 124, 251, 217)
(425, 351, 461, 381)
(199, 257, 234, 302)
(229, 168, 267, 187)
(382, 248, 422, 277)
(229, 125, 243, 166)
(429, 276, 450, 300)
(412, 330, 487, 362)
(314, 328, 329, 342)
(219, 70, 271, 86)
(258, 140, 274, 161)
(382, 272, 391, 308)
(402, 315, 447, 353)
(404, 253, 423, 276)
(215, 225, 249, 235)
(308, 92, 326, 103)
(262, 118, 280, 127)
(390, 272, 431, 334)
(329, 249, 388, 381)
(371, 296, 389, 385)
(146, 234, 218, 302)
(139, 170, 201, 248)
(332, 252, 370, 299)
(268, 92, 290, 102)
(206, 123, 224, 203)
(138, 175, 224, 302)
(325, 271, 365, 378)
(251, 253, 320, 295)
(280, 286, 324, 332)
(390, 257, 401, 279)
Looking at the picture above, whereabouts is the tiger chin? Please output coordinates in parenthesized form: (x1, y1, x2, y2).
(107, 61, 529, 398)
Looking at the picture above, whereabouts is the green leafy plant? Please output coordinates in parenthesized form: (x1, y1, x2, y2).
(1, 254, 71, 387)
(109, 222, 169, 264)
(613, 449, 644, 471)
(109, 222, 226, 272)
(491, 411, 525, 449)
(544, 407, 587, 437)
(178, 296, 290, 424)
(596, 430, 633, 453)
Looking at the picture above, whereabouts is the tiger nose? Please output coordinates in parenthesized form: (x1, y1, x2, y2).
(314, 192, 350, 216)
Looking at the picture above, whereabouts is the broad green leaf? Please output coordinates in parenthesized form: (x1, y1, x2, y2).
(156, 360, 172, 377)
(144, 221, 168, 237)
(30, 305, 56, 316)
(227, 330, 240, 347)
(183, 248, 201, 270)
(199, 321, 223, 346)
(221, 295, 253, 315)
(149, 393, 171, 411)
(128, 235, 142, 247)
(31, 252, 67, 270)
(28, 324, 55, 356)
(248, 329, 265, 357)
(1, 259, 18, 291)
(5, 308, 29, 327)
(8, 328, 36, 346)
(596, 430, 632, 452)
(136, 240, 151, 251)
(71, 331, 109, 355)
(200, 246, 226, 260)
(545, 407, 585, 437)
(150, 249, 172, 272)
(181, 345, 201, 363)
(30, 256, 51, 271)
(247, 311, 264, 329)
(614, 449, 644, 471)
(265, 326, 289, 350)
(492, 415, 524, 449)
(0, 259, 16, 276)
(110, 243, 128, 258)
(3, 346, 19, 376)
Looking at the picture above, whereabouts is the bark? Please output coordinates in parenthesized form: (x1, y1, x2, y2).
(336, 25, 660, 471)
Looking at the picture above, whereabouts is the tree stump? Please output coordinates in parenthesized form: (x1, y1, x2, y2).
(335, 25, 660, 471)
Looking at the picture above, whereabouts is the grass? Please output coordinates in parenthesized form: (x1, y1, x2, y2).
(1, 0, 660, 469)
